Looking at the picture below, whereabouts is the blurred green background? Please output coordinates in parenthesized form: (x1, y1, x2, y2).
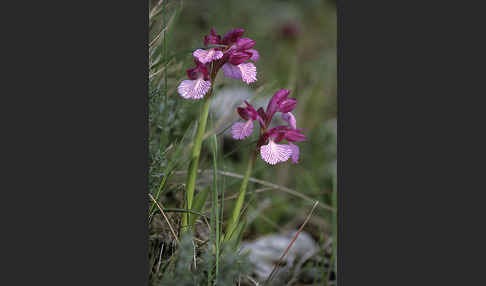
(149, 0, 336, 243)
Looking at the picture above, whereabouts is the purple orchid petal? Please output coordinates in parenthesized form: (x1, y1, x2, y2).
(274, 131, 286, 143)
(237, 101, 258, 124)
(186, 67, 199, 80)
(284, 129, 307, 142)
(177, 79, 211, 100)
(222, 28, 245, 45)
(187, 59, 211, 80)
(244, 100, 258, 120)
(282, 112, 297, 129)
(257, 107, 267, 127)
(265, 126, 291, 143)
(237, 107, 250, 120)
(247, 49, 259, 61)
(289, 143, 300, 163)
(222, 62, 242, 79)
(266, 89, 291, 119)
(238, 62, 257, 84)
(236, 38, 255, 50)
(260, 140, 292, 165)
(193, 48, 224, 64)
(228, 51, 252, 65)
(222, 62, 257, 84)
(279, 98, 297, 113)
(231, 120, 254, 140)
(204, 28, 221, 46)
(273, 89, 291, 101)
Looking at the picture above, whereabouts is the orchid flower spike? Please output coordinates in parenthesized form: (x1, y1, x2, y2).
(231, 89, 306, 165)
(178, 28, 260, 100)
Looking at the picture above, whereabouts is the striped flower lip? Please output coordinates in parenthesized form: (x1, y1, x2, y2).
(177, 59, 211, 100)
(177, 77, 211, 100)
(260, 139, 292, 165)
(231, 89, 306, 165)
(259, 126, 305, 165)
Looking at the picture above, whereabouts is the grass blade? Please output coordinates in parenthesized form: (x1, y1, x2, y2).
(189, 185, 210, 226)
(211, 134, 220, 280)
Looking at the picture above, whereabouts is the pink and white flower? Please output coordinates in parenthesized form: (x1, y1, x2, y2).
(177, 59, 211, 100)
(231, 89, 306, 165)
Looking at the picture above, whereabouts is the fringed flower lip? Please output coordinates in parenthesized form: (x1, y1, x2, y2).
(177, 28, 260, 100)
(231, 89, 306, 165)
(177, 59, 211, 100)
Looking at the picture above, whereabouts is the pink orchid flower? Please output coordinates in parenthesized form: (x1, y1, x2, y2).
(231, 89, 306, 165)
(177, 58, 212, 100)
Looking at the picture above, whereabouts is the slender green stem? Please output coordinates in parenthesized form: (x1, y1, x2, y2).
(224, 150, 256, 242)
(181, 91, 213, 232)
(209, 134, 220, 285)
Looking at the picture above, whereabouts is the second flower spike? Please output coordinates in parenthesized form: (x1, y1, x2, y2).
(231, 89, 306, 165)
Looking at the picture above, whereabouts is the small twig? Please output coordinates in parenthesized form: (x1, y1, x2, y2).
(149, 11, 176, 50)
(156, 243, 164, 273)
(149, 193, 179, 244)
(193, 237, 205, 244)
(174, 170, 334, 211)
(149, 0, 164, 19)
(223, 187, 273, 201)
(246, 275, 260, 286)
(202, 215, 211, 234)
(192, 239, 197, 269)
(264, 201, 319, 285)
(149, 66, 164, 79)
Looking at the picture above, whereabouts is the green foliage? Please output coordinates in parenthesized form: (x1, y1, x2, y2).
(156, 232, 251, 286)
(189, 185, 210, 226)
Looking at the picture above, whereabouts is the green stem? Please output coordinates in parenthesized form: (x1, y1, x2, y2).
(181, 91, 213, 232)
(224, 150, 256, 242)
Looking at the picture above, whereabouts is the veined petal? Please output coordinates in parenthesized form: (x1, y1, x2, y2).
(177, 79, 211, 100)
(238, 62, 257, 84)
(282, 112, 297, 129)
(222, 63, 242, 80)
(231, 120, 254, 140)
(289, 143, 300, 163)
(193, 48, 223, 64)
(267, 89, 291, 120)
(260, 140, 292, 165)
